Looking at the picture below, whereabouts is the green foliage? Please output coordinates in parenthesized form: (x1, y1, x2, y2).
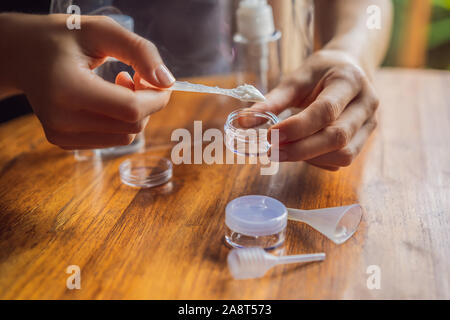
(429, 0, 450, 69)
(433, 0, 450, 10)
(429, 18, 450, 49)
(383, 0, 408, 66)
(384, 0, 450, 69)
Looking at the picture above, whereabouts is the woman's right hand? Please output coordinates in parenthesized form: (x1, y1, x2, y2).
(0, 13, 175, 150)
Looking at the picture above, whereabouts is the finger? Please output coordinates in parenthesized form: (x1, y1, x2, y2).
(83, 16, 175, 88)
(134, 73, 157, 90)
(274, 96, 374, 161)
(61, 146, 96, 151)
(250, 76, 312, 115)
(44, 128, 136, 148)
(270, 69, 362, 144)
(46, 108, 150, 134)
(305, 117, 377, 167)
(251, 85, 298, 115)
(67, 68, 170, 123)
(115, 71, 135, 90)
(306, 162, 340, 171)
(242, 77, 311, 129)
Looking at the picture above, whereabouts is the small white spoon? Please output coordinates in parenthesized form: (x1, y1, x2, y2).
(140, 78, 266, 103)
(140, 78, 265, 102)
(228, 247, 326, 279)
(170, 81, 266, 103)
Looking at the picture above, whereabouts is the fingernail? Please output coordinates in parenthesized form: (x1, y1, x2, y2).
(269, 148, 287, 162)
(142, 116, 150, 128)
(155, 64, 175, 87)
(123, 72, 133, 81)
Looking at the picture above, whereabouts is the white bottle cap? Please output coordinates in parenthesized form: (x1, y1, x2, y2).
(226, 195, 287, 237)
(236, 0, 275, 41)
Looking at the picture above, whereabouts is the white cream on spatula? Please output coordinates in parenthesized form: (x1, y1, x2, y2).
(170, 81, 266, 103)
(140, 78, 266, 103)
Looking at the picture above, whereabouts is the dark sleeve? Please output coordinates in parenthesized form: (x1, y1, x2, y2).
(0, 1, 50, 123)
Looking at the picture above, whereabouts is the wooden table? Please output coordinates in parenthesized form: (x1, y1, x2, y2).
(0, 68, 449, 299)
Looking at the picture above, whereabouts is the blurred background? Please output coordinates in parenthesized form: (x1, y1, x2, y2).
(0, 0, 449, 123)
(384, 0, 450, 69)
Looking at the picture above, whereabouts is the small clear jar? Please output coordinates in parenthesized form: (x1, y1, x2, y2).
(224, 109, 280, 156)
(225, 195, 287, 250)
(119, 155, 173, 188)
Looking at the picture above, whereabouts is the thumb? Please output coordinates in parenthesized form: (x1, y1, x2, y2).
(115, 71, 135, 90)
(84, 16, 175, 88)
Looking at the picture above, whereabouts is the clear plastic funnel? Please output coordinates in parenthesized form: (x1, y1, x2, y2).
(287, 204, 363, 244)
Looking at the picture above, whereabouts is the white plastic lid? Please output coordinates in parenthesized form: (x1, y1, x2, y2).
(236, 0, 275, 40)
(226, 195, 287, 237)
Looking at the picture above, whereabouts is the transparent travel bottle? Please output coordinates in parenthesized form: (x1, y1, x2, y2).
(233, 0, 282, 94)
(50, 2, 145, 160)
(87, 13, 145, 160)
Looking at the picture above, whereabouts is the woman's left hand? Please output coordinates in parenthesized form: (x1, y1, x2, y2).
(252, 49, 380, 171)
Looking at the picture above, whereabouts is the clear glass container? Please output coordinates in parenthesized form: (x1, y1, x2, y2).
(224, 108, 280, 156)
(233, 31, 282, 94)
(225, 195, 288, 250)
(233, 0, 314, 93)
(119, 155, 173, 188)
(269, 0, 314, 73)
(51, 0, 236, 160)
(51, 3, 144, 159)
(51, 0, 235, 78)
(88, 12, 145, 159)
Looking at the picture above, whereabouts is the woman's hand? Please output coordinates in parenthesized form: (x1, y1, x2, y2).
(0, 13, 175, 150)
(253, 50, 379, 171)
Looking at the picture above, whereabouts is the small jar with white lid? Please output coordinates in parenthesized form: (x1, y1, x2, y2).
(225, 195, 287, 250)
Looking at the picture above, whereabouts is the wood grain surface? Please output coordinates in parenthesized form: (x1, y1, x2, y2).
(0, 68, 449, 299)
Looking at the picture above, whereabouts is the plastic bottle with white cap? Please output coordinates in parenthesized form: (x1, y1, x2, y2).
(233, 0, 282, 94)
(74, 14, 144, 161)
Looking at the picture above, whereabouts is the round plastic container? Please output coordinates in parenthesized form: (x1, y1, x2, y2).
(119, 155, 173, 188)
(224, 109, 280, 156)
(225, 195, 287, 250)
